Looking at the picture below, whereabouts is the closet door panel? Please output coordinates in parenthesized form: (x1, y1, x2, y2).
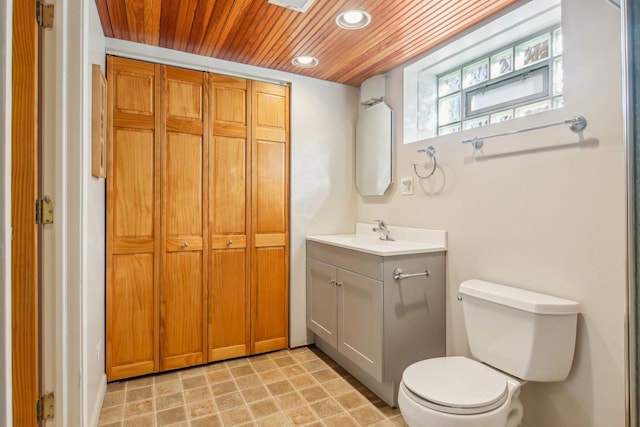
(160, 65, 208, 369)
(161, 252, 205, 370)
(107, 56, 160, 381)
(208, 75, 251, 359)
(108, 254, 156, 380)
(209, 249, 248, 360)
(251, 81, 289, 354)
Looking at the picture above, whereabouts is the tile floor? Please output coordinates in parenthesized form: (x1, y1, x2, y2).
(98, 346, 409, 427)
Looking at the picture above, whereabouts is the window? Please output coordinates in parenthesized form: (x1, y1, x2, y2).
(428, 27, 563, 137)
(403, 0, 562, 144)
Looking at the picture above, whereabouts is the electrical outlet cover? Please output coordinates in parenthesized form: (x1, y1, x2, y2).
(401, 176, 413, 195)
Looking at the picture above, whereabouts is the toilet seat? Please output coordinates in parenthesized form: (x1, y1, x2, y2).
(401, 356, 509, 415)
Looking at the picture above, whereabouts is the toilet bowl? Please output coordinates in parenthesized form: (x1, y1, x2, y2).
(398, 356, 524, 427)
(398, 279, 579, 427)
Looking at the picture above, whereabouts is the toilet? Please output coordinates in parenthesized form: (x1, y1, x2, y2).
(398, 279, 579, 427)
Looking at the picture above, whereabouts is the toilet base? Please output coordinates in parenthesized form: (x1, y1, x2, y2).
(398, 377, 523, 427)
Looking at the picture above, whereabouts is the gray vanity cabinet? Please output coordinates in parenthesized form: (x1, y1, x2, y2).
(306, 240, 445, 407)
(307, 258, 383, 381)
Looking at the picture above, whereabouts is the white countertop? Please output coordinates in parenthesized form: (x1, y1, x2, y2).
(306, 223, 447, 256)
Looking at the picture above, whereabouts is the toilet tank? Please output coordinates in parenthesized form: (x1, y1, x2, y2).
(459, 279, 580, 382)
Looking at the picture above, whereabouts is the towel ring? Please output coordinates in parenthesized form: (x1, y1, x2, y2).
(412, 146, 437, 180)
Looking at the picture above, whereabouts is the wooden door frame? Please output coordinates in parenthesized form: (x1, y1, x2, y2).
(0, 1, 14, 425)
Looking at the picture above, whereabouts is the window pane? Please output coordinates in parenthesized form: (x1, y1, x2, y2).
(490, 109, 514, 123)
(438, 70, 461, 97)
(438, 123, 461, 135)
(491, 49, 513, 78)
(553, 28, 563, 56)
(515, 100, 551, 117)
(463, 116, 489, 130)
(553, 57, 563, 95)
(515, 33, 550, 69)
(463, 59, 489, 88)
(438, 93, 461, 126)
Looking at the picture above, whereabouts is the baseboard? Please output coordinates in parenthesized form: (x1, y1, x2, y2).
(89, 374, 107, 427)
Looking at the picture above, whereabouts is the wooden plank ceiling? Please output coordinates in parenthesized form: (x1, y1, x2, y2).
(95, 0, 519, 87)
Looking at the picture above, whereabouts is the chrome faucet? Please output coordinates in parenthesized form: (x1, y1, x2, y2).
(372, 220, 394, 241)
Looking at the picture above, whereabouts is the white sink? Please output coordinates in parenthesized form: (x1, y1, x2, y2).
(306, 223, 447, 256)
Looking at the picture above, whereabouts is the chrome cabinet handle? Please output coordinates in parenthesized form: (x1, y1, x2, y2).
(336, 281, 343, 287)
(182, 242, 189, 248)
(329, 279, 336, 285)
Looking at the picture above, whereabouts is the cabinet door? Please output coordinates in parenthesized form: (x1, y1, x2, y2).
(160, 65, 208, 370)
(306, 259, 338, 347)
(208, 75, 250, 361)
(251, 82, 290, 354)
(337, 269, 383, 381)
(106, 57, 160, 381)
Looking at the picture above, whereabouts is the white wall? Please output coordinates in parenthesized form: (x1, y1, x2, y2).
(0, 0, 12, 425)
(84, 3, 107, 426)
(357, 0, 626, 425)
(103, 39, 359, 347)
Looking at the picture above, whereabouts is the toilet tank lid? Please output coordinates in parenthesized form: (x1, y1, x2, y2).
(459, 279, 580, 315)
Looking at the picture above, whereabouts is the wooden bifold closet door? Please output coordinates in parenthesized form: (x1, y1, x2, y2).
(106, 56, 289, 381)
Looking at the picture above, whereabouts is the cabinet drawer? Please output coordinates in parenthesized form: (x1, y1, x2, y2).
(306, 241, 383, 280)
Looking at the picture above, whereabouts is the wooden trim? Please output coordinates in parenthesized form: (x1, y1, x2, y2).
(11, 0, 39, 423)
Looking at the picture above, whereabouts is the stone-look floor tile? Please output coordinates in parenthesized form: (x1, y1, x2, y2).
(322, 378, 353, 397)
(215, 391, 245, 411)
(126, 386, 153, 403)
(205, 362, 229, 373)
(235, 374, 263, 389)
(191, 414, 223, 427)
(103, 391, 126, 408)
(390, 415, 409, 426)
(324, 413, 359, 427)
(185, 386, 212, 403)
(107, 382, 127, 393)
(154, 371, 180, 384)
(274, 392, 306, 411)
(124, 399, 154, 418)
(127, 377, 154, 390)
(99, 405, 125, 425)
(273, 355, 296, 368)
(211, 380, 239, 396)
(207, 369, 233, 383)
(350, 406, 385, 426)
(188, 399, 217, 419)
(284, 406, 319, 425)
(180, 366, 205, 378)
(288, 374, 316, 390)
(267, 350, 290, 360)
(335, 391, 368, 411)
(256, 413, 292, 427)
(376, 403, 401, 418)
(280, 364, 306, 378)
(300, 385, 329, 404)
(312, 368, 339, 383)
(182, 375, 207, 390)
(249, 398, 279, 419)
(155, 392, 184, 411)
(123, 414, 154, 427)
(241, 385, 270, 403)
(310, 398, 344, 419)
(249, 353, 271, 363)
(250, 359, 278, 373)
(155, 380, 182, 397)
(373, 420, 398, 427)
(156, 406, 187, 427)
(226, 358, 251, 368)
(231, 364, 256, 378)
(301, 360, 327, 373)
(266, 379, 294, 396)
(100, 422, 123, 427)
(219, 406, 253, 426)
(257, 369, 285, 384)
(290, 350, 317, 363)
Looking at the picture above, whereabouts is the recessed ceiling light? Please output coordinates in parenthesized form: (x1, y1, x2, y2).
(336, 10, 371, 30)
(292, 55, 319, 68)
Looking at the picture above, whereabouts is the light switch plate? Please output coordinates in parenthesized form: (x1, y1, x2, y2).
(401, 176, 413, 195)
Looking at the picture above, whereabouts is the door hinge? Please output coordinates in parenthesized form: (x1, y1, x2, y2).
(36, 0, 54, 28)
(36, 392, 55, 421)
(35, 196, 54, 225)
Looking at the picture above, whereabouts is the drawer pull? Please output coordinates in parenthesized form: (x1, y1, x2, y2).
(182, 242, 189, 248)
